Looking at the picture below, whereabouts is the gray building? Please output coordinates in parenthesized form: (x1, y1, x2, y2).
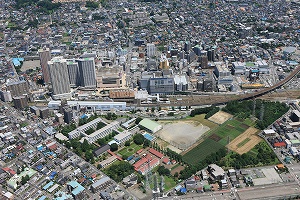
(149, 77, 174, 95)
(63, 107, 73, 124)
(38, 48, 51, 83)
(6, 80, 29, 97)
(67, 59, 80, 87)
(48, 57, 70, 96)
(77, 58, 96, 88)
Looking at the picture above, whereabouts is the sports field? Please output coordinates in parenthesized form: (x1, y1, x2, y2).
(183, 118, 254, 165)
(208, 111, 233, 124)
(157, 121, 210, 150)
(227, 127, 262, 155)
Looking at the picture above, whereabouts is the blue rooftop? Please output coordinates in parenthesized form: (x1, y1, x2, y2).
(43, 181, 54, 190)
(38, 196, 47, 200)
(68, 181, 85, 195)
(54, 191, 72, 200)
(12, 58, 24, 67)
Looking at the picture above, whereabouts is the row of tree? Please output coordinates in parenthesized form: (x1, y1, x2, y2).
(190, 106, 218, 117)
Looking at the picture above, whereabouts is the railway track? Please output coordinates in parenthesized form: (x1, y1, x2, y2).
(134, 66, 300, 107)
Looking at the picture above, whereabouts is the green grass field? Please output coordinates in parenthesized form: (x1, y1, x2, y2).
(118, 143, 142, 158)
(163, 176, 177, 191)
(183, 139, 224, 165)
(183, 118, 254, 165)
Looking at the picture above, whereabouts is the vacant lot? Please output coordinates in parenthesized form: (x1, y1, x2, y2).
(157, 121, 210, 150)
(208, 111, 233, 124)
(183, 118, 254, 165)
(227, 127, 262, 155)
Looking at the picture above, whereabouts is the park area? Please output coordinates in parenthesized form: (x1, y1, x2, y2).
(182, 118, 255, 165)
(118, 143, 143, 158)
(156, 121, 210, 150)
(227, 127, 262, 155)
(208, 110, 233, 124)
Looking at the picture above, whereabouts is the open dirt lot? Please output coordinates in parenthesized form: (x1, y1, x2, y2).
(208, 111, 233, 124)
(21, 60, 40, 71)
(157, 121, 210, 150)
(227, 127, 262, 154)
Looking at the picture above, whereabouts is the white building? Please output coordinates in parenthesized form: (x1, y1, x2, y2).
(68, 118, 105, 139)
(146, 43, 156, 57)
(114, 131, 133, 144)
(67, 101, 127, 111)
(82, 121, 120, 144)
(174, 75, 188, 91)
(0, 90, 12, 102)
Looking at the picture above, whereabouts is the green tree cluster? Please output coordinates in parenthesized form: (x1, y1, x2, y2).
(222, 100, 289, 129)
(85, 127, 95, 135)
(110, 143, 118, 151)
(21, 175, 30, 185)
(96, 122, 106, 130)
(105, 161, 134, 182)
(179, 148, 227, 180)
(86, 1, 99, 9)
(133, 133, 145, 145)
(60, 123, 76, 136)
(157, 166, 170, 176)
(105, 112, 117, 120)
(221, 142, 278, 169)
(190, 106, 218, 117)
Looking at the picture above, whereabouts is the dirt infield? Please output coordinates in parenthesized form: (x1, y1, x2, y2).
(227, 127, 262, 155)
(157, 121, 210, 150)
(208, 111, 233, 124)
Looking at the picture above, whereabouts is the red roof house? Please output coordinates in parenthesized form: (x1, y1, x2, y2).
(149, 148, 164, 158)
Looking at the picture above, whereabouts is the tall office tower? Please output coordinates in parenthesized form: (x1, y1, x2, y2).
(38, 47, 51, 83)
(207, 49, 215, 62)
(146, 43, 156, 57)
(48, 57, 70, 95)
(77, 58, 96, 88)
(66, 59, 80, 87)
(184, 41, 192, 52)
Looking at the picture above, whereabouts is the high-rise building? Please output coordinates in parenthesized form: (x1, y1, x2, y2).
(207, 49, 215, 62)
(200, 56, 208, 68)
(0, 90, 12, 102)
(184, 41, 192, 52)
(146, 43, 156, 57)
(13, 96, 28, 110)
(66, 59, 80, 87)
(40, 107, 49, 119)
(77, 58, 96, 88)
(48, 57, 70, 96)
(6, 80, 29, 97)
(63, 107, 73, 124)
(38, 48, 51, 83)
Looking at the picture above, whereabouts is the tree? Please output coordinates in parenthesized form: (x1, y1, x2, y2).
(174, 172, 179, 178)
(124, 140, 131, 146)
(105, 161, 134, 182)
(97, 122, 106, 130)
(135, 117, 143, 124)
(143, 139, 150, 148)
(133, 134, 145, 145)
(110, 143, 118, 152)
